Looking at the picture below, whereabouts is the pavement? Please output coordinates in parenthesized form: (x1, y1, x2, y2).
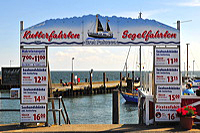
(0, 123, 200, 132)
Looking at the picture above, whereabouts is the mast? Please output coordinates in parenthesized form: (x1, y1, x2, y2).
(96, 15, 98, 33)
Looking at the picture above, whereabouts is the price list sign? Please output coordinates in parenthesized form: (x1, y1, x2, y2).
(20, 104, 47, 122)
(21, 48, 46, 67)
(155, 67, 179, 84)
(21, 86, 48, 103)
(155, 103, 180, 122)
(157, 86, 181, 102)
(155, 48, 179, 66)
(20, 48, 48, 124)
(22, 67, 48, 85)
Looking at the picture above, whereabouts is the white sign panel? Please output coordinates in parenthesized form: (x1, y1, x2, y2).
(21, 48, 46, 67)
(22, 86, 48, 103)
(155, 48, 179, 66)
(155, 67, 179, 84)
(157, 86, 181, 102)
(155, 103, 180, 122)
(20, 15, 180, 46)
(20, 104, 46, 122)
(22, 67, 48, 85)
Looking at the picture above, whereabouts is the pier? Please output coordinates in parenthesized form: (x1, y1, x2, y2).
(52, 80, 127, 97)
(0, 123, 200, 132)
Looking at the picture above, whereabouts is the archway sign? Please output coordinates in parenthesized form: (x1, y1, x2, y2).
(19, 14, 180, 125)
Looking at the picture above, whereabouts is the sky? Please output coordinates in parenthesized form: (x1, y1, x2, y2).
(0, 0, 200, 71)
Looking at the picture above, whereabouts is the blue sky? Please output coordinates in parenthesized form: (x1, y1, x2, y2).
(0, 0, 200, 71)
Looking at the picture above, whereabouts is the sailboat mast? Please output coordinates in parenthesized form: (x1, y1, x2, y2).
(96, 15, 98, 33)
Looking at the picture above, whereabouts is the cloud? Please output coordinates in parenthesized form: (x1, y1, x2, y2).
(177, 0, 200, 7)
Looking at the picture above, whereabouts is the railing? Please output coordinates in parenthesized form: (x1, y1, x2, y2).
(0, 96, 70, 125)
(48, 96, 70, 125)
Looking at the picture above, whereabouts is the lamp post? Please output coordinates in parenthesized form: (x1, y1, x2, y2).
(186, 43, 189, 81)
(10, 60, 13, 67)
(193, 60, 195, 76)
(72, 57, 74, 72)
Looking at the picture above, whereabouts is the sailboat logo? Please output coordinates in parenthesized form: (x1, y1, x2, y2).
(87, 15, 113, 39)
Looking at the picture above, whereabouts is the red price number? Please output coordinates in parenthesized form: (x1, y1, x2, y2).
(34, 76, 46, 83)
(167, 76, 178, 82)
(34, 96, 46, 102)
(33, 113, 46, 121)
(167, 58, 178, 64)
(168, 94, 180, 101)
(167, 113, 175, 120)
(22, 55, 45, 62)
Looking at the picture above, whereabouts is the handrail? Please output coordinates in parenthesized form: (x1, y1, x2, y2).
(48, 96, 71, 125)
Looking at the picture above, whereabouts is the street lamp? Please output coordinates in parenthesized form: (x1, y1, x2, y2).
(10, 60, 13, 67)
(72, 57, 74, 72)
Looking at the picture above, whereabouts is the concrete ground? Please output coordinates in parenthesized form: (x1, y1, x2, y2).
(0, 124, 200, 132)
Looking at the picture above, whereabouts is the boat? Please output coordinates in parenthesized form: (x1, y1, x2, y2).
(121, 77, 140, 103)
(88, 15, 113, 38)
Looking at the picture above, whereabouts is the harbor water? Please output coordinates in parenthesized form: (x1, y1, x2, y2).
(0, 91, 138, 124)
(0, 71, 139, 124)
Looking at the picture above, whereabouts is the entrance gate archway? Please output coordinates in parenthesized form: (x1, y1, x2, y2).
(19, 14, 180, 125)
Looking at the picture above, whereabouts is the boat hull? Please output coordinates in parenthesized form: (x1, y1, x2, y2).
(88, 32, 113, 38)
(121, 92, 138, 103)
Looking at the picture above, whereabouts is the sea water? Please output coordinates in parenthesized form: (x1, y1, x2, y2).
(0, 71, 139, 124)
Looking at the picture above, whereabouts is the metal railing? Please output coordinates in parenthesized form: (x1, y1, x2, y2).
(48, 96, 70, 125)
(0, 96, 70, 125)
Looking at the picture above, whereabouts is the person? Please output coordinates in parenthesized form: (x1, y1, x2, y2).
(183, 83, 194, 95)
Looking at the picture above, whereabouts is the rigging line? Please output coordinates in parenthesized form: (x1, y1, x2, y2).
(189, 49, 200, 70)
(123, 46, 132, 72)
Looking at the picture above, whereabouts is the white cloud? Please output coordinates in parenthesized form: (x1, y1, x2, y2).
(177, 0, 200, 7)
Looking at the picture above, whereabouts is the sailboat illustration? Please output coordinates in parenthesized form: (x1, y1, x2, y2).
(88, 15, 113, 38)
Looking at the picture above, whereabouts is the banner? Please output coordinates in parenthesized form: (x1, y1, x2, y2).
(20, 15, 180, 46)
(21, 86, 48, 103)
(21, 67, 48, 85)
(20, 104, 47, 122)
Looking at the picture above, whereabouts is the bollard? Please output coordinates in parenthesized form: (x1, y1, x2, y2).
(112, 90, 120, 124)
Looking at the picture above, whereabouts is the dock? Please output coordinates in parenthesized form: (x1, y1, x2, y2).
(52, 80, 127, 97)
(0, 123, 200, 132)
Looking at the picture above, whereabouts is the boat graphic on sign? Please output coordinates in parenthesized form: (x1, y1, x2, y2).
(88, 15, 113, 39)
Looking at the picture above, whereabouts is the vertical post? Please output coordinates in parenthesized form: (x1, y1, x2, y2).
(193, 60, 195, 76)
(103, 72, 106, 92)
(186, 43, 189, 81)
(152, 45, 156, 125)
(90, 70, 93, 94)
(72, 57, 74, 72)
(20, 21, 24, 31)
(120, 72, 122, 91)
(112, 90, 120, 124)
(59, 96, 61, 125)
(139, 46, 142, 89)
(132, 71, 134, 93)
(71, 73, 74, 95)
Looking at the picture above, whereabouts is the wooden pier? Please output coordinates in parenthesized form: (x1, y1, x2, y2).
(52, 80, 127, 97)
